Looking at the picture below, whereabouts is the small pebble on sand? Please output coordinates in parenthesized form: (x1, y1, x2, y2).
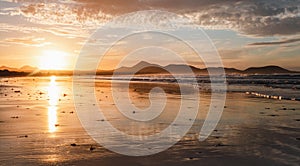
(18, 135, 28, 138)
(90, 145, 95, 151)
(215, 143, 226, 147)
(269, 114, 279, 117)
(70, 143, 77, 146)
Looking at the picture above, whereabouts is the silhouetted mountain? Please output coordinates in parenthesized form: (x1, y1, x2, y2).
(164, 64, 202, 73)
(114, 61, 162, 74)
(0, 65, 38, 72)
(97, 61, 299, 75)
(0, 70, 27, 76)
(0, 66, 18, 71)
(0, 65, 75, 77)
(244, 66, 295, 74)
(19, 65, 38, 72)
(224, 68, 242, 74)
(1, 62, 298, 77)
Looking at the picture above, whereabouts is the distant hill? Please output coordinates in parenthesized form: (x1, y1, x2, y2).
(19, 65, 38, 72)
(0, 69, 27, 77)
(114, 61, 163, 74)
(0, 65, 38, 72)
(164, 64, 203, 73)
(243, 66, 294, 74)
(97, 61, 299, 75)
(0, 66, 18, 71)
(0, 65, 38, 77)
(0, 62, 299, 77)
(0, 65, 74, 77)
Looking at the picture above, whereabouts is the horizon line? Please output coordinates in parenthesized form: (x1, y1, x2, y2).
(1, 61, 300, 72)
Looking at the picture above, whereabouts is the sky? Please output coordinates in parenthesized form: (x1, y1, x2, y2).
(0, 0, 299, 71)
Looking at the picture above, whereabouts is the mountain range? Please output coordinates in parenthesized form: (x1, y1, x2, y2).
(98, 61, 299, 75)
(0, 62, 299, 77)
(0, 65, 38, 72)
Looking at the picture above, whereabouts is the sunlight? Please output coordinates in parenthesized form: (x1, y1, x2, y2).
(47, 76, 60, 133)
(48, 106, 58, 133)
(39, 50, 69, 70)
(48, 76, 60, 106)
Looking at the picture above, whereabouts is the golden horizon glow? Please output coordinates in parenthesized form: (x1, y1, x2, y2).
(47, 76, 60, 133)
(39, 50, 69, 70)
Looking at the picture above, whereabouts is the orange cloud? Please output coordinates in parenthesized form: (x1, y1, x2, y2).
(14, 0, 300, 36)
(4, 36, 51, 47)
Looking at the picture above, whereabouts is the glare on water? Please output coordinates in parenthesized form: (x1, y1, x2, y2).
(47, 76, 60, 133)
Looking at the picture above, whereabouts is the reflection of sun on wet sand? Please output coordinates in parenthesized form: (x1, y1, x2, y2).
(47, 76, 60, 133)
(0, 76, 299, 165)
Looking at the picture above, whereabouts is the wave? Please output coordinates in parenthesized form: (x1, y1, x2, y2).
(94, 74, 300, 101)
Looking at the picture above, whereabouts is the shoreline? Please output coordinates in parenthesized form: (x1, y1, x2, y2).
(0, 76, 299, 165)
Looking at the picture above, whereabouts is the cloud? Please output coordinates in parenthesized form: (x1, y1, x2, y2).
(4, 36, 51, 47)
(0, 23, 89, 39)
(44, 26, 89, 38)
(219, 49, 244, 60)
(5, 0, 300, 37)
(0, 7, 21, 16)
(249, 38, 300, 46)
(18, 2, 113, 27)
(180, 0, 300, 36)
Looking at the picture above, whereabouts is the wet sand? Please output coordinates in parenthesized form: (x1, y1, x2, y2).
(0, 76, 299, 166)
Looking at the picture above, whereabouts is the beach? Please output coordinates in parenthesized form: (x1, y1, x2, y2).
(0, 76, 299, 166)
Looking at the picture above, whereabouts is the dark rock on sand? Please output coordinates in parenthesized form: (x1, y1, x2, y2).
(214, 143, 227, 147)
(90, 145, 95, 151)
(268, 114, 279, 117)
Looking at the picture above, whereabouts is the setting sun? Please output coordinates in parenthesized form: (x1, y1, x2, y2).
(39, 50, 69, 70)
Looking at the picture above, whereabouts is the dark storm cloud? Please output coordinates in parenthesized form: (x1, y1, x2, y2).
(249, 38, 300, 46)
(16, 0, 300, 36)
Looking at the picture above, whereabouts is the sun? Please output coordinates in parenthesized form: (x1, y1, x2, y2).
(39, 50, 69, 70)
